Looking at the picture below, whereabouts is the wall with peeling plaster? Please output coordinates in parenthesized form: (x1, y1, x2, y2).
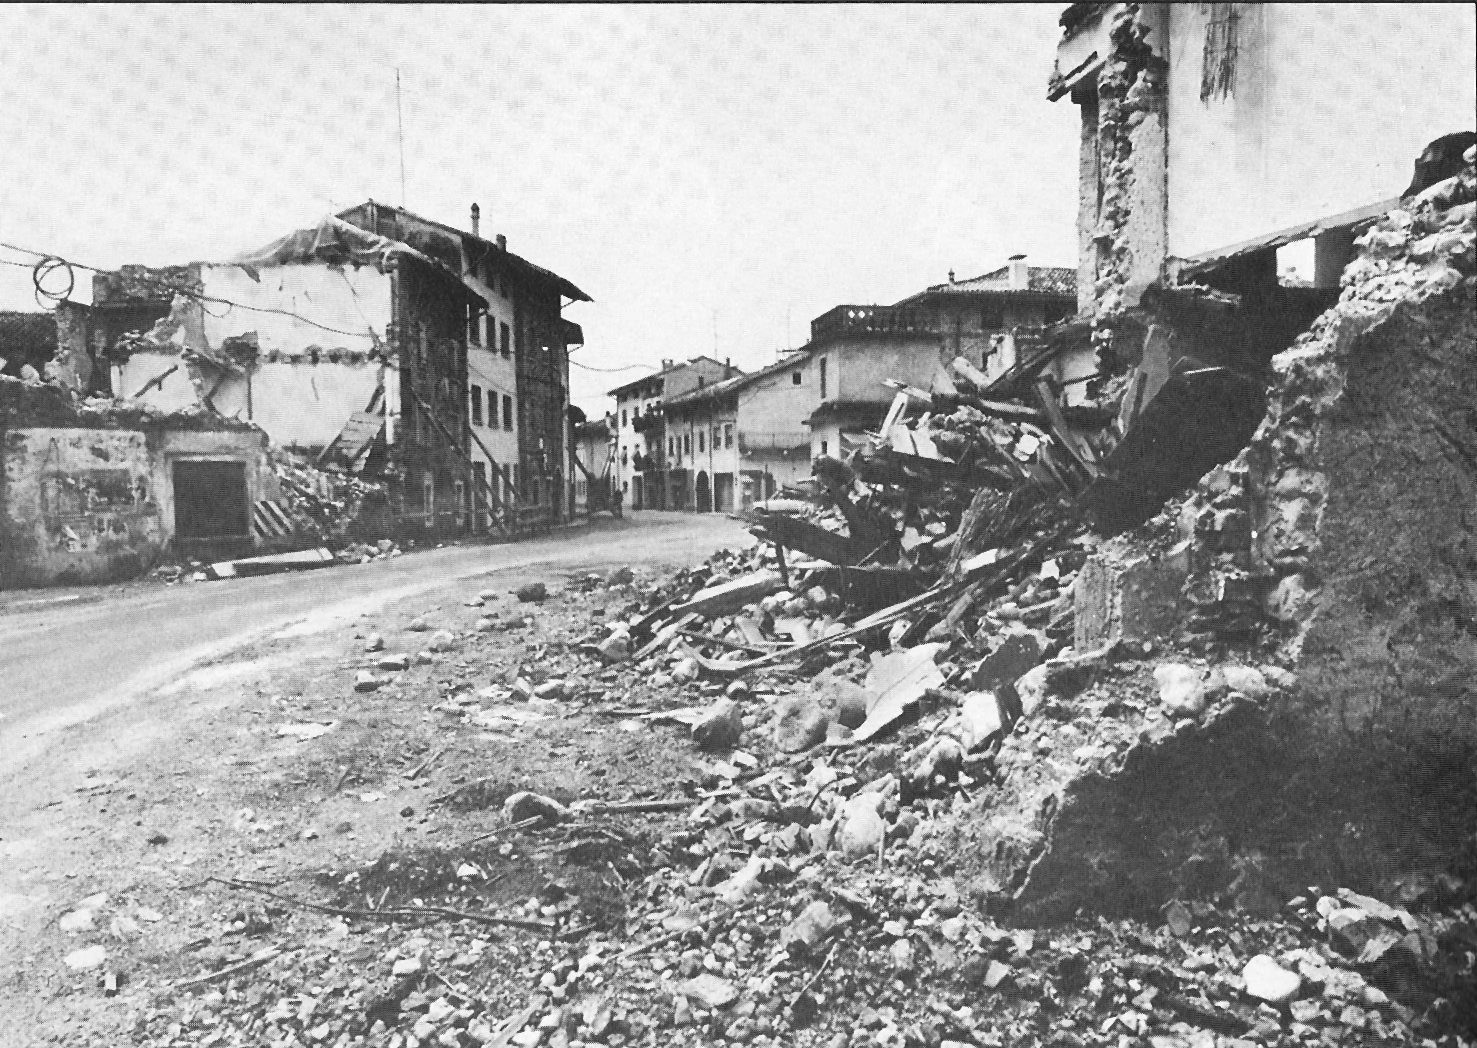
(112, 263, 397, 450)
(1165, 4, 1476, 262)
(0, 423, 273, 587)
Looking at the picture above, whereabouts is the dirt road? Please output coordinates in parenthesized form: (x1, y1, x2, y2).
(0, 512, 749, 1044)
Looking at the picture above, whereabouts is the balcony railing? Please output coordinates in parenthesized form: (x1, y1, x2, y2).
(632, 407, 663, 434)
(810, 304, 937, 343)
(738, 431, 810, 455)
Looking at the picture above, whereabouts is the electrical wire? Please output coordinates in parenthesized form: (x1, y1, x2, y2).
(0, 239, 370, 338)
(569, 358, 656, 374)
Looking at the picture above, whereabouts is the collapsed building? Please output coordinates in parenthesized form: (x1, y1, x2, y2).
(0, 377, 274, 587)
(53, 203, 589, 541)
(665, 2, 1477, 929)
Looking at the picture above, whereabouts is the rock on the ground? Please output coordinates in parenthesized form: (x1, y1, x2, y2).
(428, 630, 457, 652)
(64, 945, 107, 970)
(514, 582, 548, 603)
(780, 901, 840, 958)
(354, 671, 385, 692)
(503, 791, 568, 826)
(773, 696, 829, 752)
(839, 792, 887, 860)
(1154, 662, 1207, 718)
(675, 973, 738, 1010)
(691, 698, 743, 752)
(1243, 954, 1301, 1003)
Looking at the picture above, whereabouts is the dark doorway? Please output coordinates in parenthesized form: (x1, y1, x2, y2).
(696, 471, 712, 513)
(173, 460, 249, 539)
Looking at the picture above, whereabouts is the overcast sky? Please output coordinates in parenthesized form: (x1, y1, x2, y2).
(0, 4, 1079, 414)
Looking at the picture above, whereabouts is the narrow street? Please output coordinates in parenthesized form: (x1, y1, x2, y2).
(0, 512, 750, 1045)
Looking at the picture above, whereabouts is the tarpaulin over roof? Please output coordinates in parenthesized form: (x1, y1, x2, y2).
(230, 216, 440, 278)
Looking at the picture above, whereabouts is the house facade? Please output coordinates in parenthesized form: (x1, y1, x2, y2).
(608, 356, 736, 510)
(662, 353, 819, 512)
(336, 202, 590, 531)
(802, 260, 1078, 461)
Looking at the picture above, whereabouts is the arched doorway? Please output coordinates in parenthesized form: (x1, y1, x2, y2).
(695, 471, 712, 513)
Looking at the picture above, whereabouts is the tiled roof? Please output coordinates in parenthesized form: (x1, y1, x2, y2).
(663, 352, 812, 410)
(920, 265, 1077, 298)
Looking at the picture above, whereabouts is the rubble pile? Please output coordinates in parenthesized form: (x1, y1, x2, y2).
(115, 551, 1476, 1048)
(272, 450, 396, 550)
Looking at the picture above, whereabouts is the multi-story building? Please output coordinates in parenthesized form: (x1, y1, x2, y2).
(336, 202, 590, 531)
(802, 259, 1077, 461)
(55, 201, 589, 538)
(608, 356, 736, 510)
(661, 353, 820, 512)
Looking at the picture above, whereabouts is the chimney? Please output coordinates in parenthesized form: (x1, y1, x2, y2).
(661, 358, 674, 370)
(948, 269, 956, 284)
(1008, 253, 1029, 291)
(470, 203, 480, 237)
(496, 234, 507, 251)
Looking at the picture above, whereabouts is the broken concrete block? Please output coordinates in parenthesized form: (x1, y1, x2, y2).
(672, 570, 783, 619)
(1243, 954, 1301, 1004)
(354, 671, 386, 693)
(503, 791, 568, 826)
(772, 696, 829, 753)
(1074, 539, 1191, 650)
(1015, 664, 1049, 717)
(953, 691, 1004, 751)
(691, 698, 743, 752)
(532, 680, 565, 700)
(514, 582, 548, 603)
(596, 630, 630, 664)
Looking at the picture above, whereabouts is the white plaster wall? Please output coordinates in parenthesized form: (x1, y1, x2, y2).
(201, 264, 393, 351)
(1166, 3, 1477, 260)
(116, 354, 200, 414)
(467, 345, 519, 485)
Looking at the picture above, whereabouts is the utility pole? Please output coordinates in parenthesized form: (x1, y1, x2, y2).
(396, 68, 407, 206)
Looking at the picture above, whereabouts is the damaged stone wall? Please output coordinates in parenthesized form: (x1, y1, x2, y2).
(0, 377, 273, 587)
(947, 152, 1476, 926)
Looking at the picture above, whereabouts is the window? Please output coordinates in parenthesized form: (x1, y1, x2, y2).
(821, 440, 828, 456)
(422, 472, 434, 514)
(467, 304, 481, 345)
(820, 357, 828, 399)
(621, 409, 627, 427)
(621, 446, 628, 465)
(488, 390, 498, 427)
(698, 431, 705, 453)
(712, 426, 721, 450)
(669, 437, 675, 457)
(470, 385, 483, 426)
(684, 434, 691, 455)
(503, 395, 514, 431)
(500, 322, 511, 358)
(792, 371, 802, 385)
(724, 424, 733, 448)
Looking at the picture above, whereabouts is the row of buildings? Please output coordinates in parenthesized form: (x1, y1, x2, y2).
(588, 258, 1077, 514)
(45, 202, 588, 540)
